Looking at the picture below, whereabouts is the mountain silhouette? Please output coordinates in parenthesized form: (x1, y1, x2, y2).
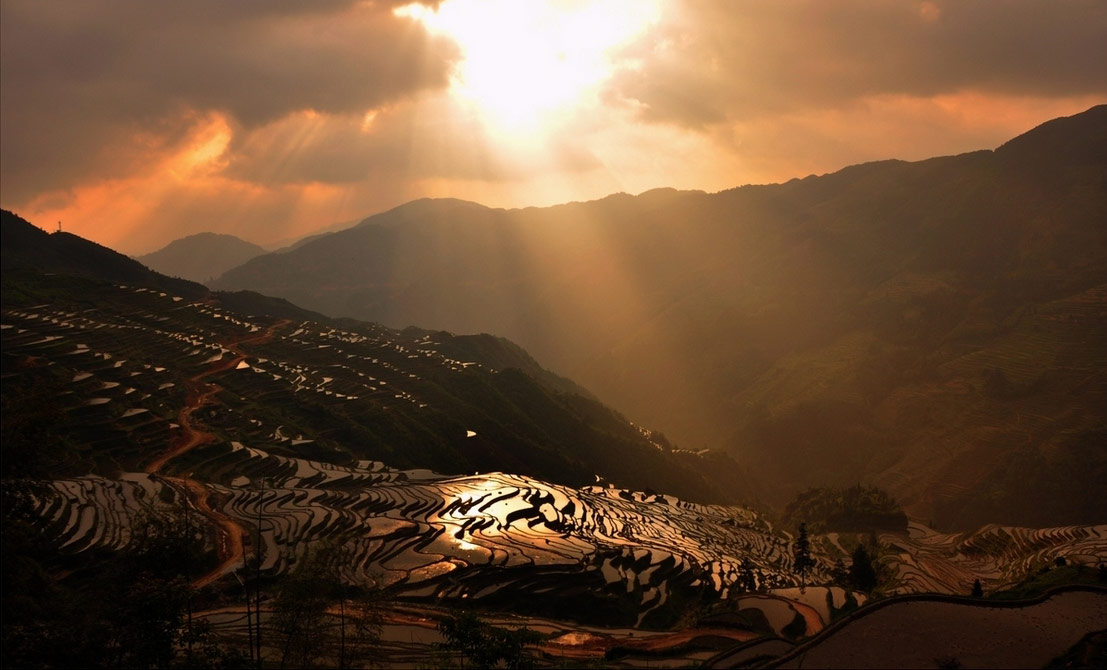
(214, 105, 1107, 529)
(2, 210, 207, 300)
(137, 232, 267, 283)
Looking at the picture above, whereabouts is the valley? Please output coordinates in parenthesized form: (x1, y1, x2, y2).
(212, 106, 1107, 529)
(3, 261, 1104, 667)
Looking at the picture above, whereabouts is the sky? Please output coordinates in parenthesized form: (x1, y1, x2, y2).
(1, 0, 1104, 255)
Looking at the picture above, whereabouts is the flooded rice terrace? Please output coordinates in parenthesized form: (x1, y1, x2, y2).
(24, 445, 1107, 633)
(6, 280, 1106, 664)
(26, 452, 799, 626)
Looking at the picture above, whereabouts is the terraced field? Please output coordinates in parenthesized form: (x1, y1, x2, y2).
(881, 522, 1107, 595)
(1, 272, 741, 502)
(18, 450, 1107, 651)
(3, 275, 808, 629)
(23, 464, 795, 624)
(4, 271, 1105, 665)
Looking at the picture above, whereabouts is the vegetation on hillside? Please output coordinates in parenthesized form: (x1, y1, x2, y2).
(782, 484, 908, 535)
(0, 495, 239, 668)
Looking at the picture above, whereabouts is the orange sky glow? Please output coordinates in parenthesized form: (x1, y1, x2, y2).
(1, 0, 1104, 254)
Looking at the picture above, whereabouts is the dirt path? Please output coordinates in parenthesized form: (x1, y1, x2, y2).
(145, 318, 291, 587)
(165, 476, 248, 587)
(145, 319, 290, 474)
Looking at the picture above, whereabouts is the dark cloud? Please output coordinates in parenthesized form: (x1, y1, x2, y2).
(0, 0, 459, 201)
(606, 0, 1107, 128)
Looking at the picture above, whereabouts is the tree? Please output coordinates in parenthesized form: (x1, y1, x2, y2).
(782, 485, 908, 534)
(848, 544, 878, 593)
(101, 509, 212, 668)
(740, 560, 757, 593)
(271, 541, 383, 669)
(438, 611, 541, 669)
(793, 522, 815, 592)
(177, 618, 251, 669)
(830, 558, 849, 586)
(971, 579, 984, 598)
(0, 493, 240, 669)
(273, 548, 340, 669)
(106, 574, 190, 668)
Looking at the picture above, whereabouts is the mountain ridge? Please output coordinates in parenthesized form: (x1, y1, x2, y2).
(212, 104, 1107, 529)
(2, 211, 208, 300)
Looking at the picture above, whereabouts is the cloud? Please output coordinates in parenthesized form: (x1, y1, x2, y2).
(223, 97, 506, 185)
(2, 0, 1104, 255)
(0, 0, 459, 202)
(606, 0, 1107, 129)
(223, 88, 614, 188)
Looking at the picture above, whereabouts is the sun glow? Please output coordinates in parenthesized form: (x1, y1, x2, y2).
(396, 0, 658, 134)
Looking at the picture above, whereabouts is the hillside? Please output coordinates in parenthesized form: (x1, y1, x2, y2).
(3, 217, 1104, 668)
(136, 232, 267, 283)
(213, 105, 1107, 529)
(1, 210, 207, 300)
(1, 231, 752, 504)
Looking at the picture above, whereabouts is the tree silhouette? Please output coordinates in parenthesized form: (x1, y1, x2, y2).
(438, 611, 540, 669)
(831, 558, 849, 586)
(0, 499, 247, 668)
(741, 560, 757, 593)
(271, 540, 382, 669)
(971, 579, 984, 598)
(848, 544, 878, 592)
(793, 522, 815, 592)
(273, 547, 340, 669)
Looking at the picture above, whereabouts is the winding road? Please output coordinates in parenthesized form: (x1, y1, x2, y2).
(145, 318, 291, 587)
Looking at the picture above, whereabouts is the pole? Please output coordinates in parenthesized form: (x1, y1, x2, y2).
(235, 570, 255, 666)
(184, 497, 193, 655)
(255, 481, 266, 667)
(339, 585, 346, 669)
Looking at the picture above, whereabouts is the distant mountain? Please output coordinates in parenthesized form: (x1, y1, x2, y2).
(2, 217, 752, 504)
(267, 230, 333, 254)
(261, 215, 369, 254)
(137, 232, 267, 283)
(214, 105, 1107, 529)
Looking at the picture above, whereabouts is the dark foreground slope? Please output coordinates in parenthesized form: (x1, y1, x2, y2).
(214, 105, 1107, 528)
(2, 210, 207, 300)
(0, 215, 750, 502)
(768, 588, 1107, 669)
